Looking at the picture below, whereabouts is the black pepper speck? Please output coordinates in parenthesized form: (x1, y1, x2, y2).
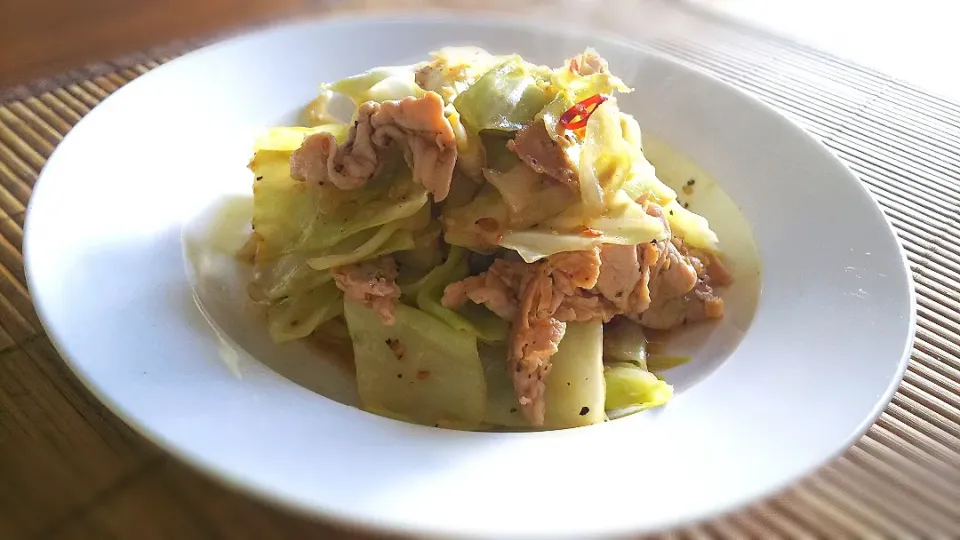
(579, 406, 590, 416)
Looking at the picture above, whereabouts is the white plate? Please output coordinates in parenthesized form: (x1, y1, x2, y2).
(24, 14, 915, 540)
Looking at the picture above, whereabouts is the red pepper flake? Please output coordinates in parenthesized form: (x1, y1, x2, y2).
(558, 94, 608, 131)
(580, 226, 602, 238)
(417, 370, 431, 380)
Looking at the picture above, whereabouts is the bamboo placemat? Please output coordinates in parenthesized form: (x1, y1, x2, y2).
(2, 3, 959, 539)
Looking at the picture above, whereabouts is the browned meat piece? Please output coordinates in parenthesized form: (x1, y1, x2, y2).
(510, 264, 567, 425)
(688, 281, 725, 321)
(510, 317, 566, 427)
(442, 250, 599, 322)
(441, 259, 528, 320)
(637, 229, 727, 330)
(332, 257, 401, 325)
(640, 279, 725, 329)
(506, 120, 578, 186)
(567, 48, 610, 76)
(289, 92, 456, 201)
(596, 244, 642, 311)
(702, 251, 733, 287)
(554, 292, 619, 323)
(549, 247, 601, 294)
(649, 240, 699, 301)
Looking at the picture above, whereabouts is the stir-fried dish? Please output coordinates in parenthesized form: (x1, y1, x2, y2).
(241, 47, 732, 430)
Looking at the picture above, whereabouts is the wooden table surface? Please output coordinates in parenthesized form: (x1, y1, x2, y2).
(0, 0, 307, 87)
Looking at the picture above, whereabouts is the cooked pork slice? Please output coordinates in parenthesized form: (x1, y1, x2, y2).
(649, 240, 699, 301)
(554, 292, 619, 323)
(567, 48, 610, 76)
(510, 316, 566, 427)
(549, 247, 602, 294)
(506, 120, 578, 186)
(640, 279, 725, 329)
(332, 257, 401, 325)
(441, 259, 528, 320)
(596, 243, 642, 311)
(510, 264, 567, 425)
(290, 92, 456, 200)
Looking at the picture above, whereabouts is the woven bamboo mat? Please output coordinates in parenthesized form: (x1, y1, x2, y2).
(2, 3, 959, 539)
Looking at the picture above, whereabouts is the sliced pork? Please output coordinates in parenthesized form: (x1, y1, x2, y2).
(290, 92, 456, 201)
(506, 120, 578, 187)
(332, 257, 401, 325)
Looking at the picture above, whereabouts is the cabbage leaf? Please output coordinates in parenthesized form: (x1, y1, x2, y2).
(453, 56, 552, 135)
(543, 319, 606, 428)
(578, 99, 632, 216)
(441, 185, 509, 250)
(482, 165, 574, 229)
(344, 299, 486, 429)
(663, 199, 720, 252)
(324, 66, 424, 104)
(266, 280, 343, 342)
(603, 363, 673, 412)
(603, 318, 647, 369)
(500, 190, 667, 262)
(254, 125, 348, 152)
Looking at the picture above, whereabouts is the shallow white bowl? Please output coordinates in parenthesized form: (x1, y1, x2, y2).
(24, 14, 915, 540)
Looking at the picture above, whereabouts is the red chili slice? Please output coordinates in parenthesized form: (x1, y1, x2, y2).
(558, 94, 608, 131)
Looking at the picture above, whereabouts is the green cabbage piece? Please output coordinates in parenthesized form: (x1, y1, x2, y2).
(415, 246, 509, 343)
(266, 280, 343, 343)
(578, 99, 632, 216)
(415, 46, 508, 104)
(452, 56, 552, 135)
(250, 150, 322, 259)
(306, 223, 416, 272)
(603, 319, 647, 369)
(448, 110, 486, 180)
(663, 199, 720, 252)
(481, 132, 522, 173)
(618, 114, 677, 205)
(250, 149, 426, 258)
(646, 355, 693, 372)
(441, 185, 509, 250)
(250, 253, 332, 302)
(482, 165, 575, 229)
(254, 125, 349, 152)
(443, 169, 483, 210)
(323, 66, 425, 105)
(543, 319, 606, 428)
(603, 363, 673, 413)
(500, 190, 667, 263)
(305, 187, 428, 253)
(344, 299, 486, 429)
(478, 344, 528, 429)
